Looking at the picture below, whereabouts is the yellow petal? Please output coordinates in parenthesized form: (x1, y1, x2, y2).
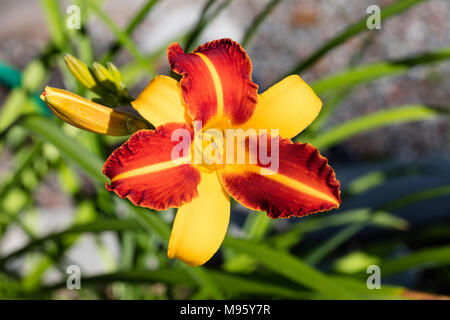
(168, 170, 230, 266)
(239, 75, 322, 139)
(41, 86, 148, 136)
(131, 75, 189, 127)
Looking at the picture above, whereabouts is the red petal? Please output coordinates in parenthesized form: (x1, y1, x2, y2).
(167, 38, 258, 127)
(103, 123, 201, 210)
(218, 135, 341, 218)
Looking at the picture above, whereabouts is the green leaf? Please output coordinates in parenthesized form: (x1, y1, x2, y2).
(334, 251, 381, 274)
(311, 47, 450, 95)
(39, 269, 314, 299)
(241, 0, 283, 47)
(304, 222, 369, 266)
(22, 60, 47, 92)
(184, 0, 234, 52)
(304, 105, 440, 150)
(207, 270, 313, 299)
(269, 209, 371, 250)
(0, 89, 32, 135)
(378, 245, 450, 276)
(343, 163, 428, 197)
(0, 143, 42, 197)
(181, 264, 224, 299)
(268, 208, 408, 251)
(88, 1, 153, 75)
(127, 205, 171, 243)
(307, 35, 376, 133)
(330, 276, 404, 300)
(0, 219, 143, 267)
(223, 237, 357, 299)
(20, 114, 105, 182)
(40, 0, 67, 50)
(224, 212, 272, 272)
(382, 185, 450, 211)
(101, 0, 161, 62)
(304, 211, 408, 266)
(282, 0, 430, 76)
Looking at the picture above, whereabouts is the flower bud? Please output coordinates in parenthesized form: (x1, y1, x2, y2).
(64, 54, 105, 95)
(106, 61, 130, 100)
(92, 62, 121, 93)
(41, 86, 148, 136)
(106, 62, 123, 83)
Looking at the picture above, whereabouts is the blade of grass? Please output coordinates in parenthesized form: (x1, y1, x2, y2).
(330, 276, 405, 300)
(127, 205, 170, 242)
(241, 0, 283, 47)
(20, 115, 105, 182)
(304, 222, 370, 266)
(381, 185, 450, 211)
(282, 0, 429, 77)
(307, 34, 376, 133)
(184, 0, 234, 52)
(181, 263, 224, 299)
(38, 269, 315, 299)
(224, 212, 272, 272)
(120, 34, 186, 87)
(343, 163, 430, 197)
(268, 208, 408, 251)
(304, 105, 441, 150)
(223, 237, 357, 299)
(380, 245, 450, 276)
(311, 47, 450, 95)
(207, 270, 314, 299)
(0, 219, 142, 268)
(101, 0, 161, 62)
(0, 142, 42, 197)
(40, 0, 78, 91)
(88, 1, 154, 74)
(301, 209, 408, 266)
(40, 0, 67, 50)
(120, 0, 233, 84)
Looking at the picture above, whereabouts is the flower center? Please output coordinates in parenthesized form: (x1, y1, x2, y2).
(193, 129, 225, 171)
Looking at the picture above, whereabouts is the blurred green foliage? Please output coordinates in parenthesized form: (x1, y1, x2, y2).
(0, 0, 449, 300)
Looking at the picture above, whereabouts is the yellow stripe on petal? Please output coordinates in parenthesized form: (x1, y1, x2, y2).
(225, 164, 340, 206)
(111, 156, 191, 182)
(195, 52, 224, 117)
(239, 75, 322, 139)
(131, 75, 188, 127)
(168, 170, 230, 266)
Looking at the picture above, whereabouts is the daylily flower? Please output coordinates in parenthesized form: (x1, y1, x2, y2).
(103, 38, 341, 266)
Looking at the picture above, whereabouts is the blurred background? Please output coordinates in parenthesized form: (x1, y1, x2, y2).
(0, 0, 449, 299)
